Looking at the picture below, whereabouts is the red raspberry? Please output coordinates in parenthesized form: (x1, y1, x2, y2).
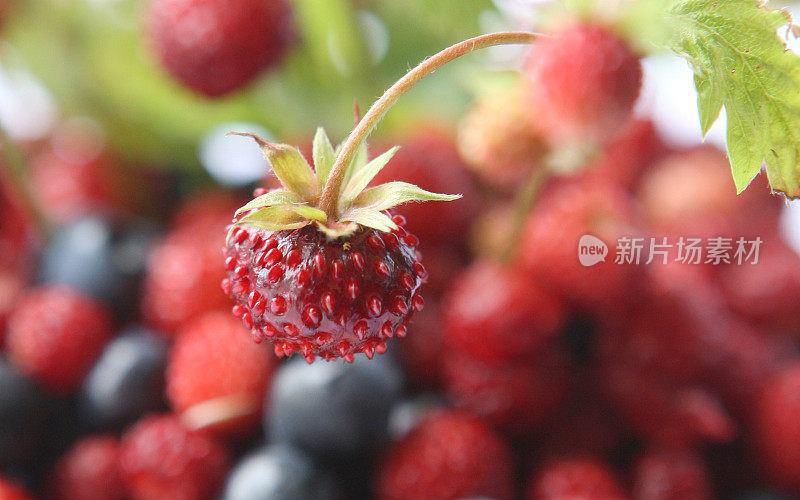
(147, 0, 295, 97)
(517, 177, 639, 311)
(371, 129, 478, 248)
(523, 23, 642, 146)
(119, 414, 230, 500)
(375, 411, 514, 500)
(6, 286, 112, 393)
(0, 475, 34, 500)
(142, 228, 231, 335)
(632, 449, 713, 500)
(755, 362, 800, 491)
(223, 221, 425, 362)
(167, 311, 275, 437)
(49, 435, 125, 500)
(526, 458, 626, 500)
(443, 260, 566, 363)
(443, 347, 572, 435)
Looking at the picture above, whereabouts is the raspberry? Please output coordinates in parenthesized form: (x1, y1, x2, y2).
(632, 449, 713, 500)
(147, 0, 295, 97)
(443, 260, 567, 363)
(523, 23, 642, 146)
(457, 88, 547, 190)
(223, 222, 425, 362)
(142, 227, 231, 335)
(375, 411, 514, 500)
(167, 311, 275, 436)
(371, 129, 478, 248)
(526, 457, 626, 500)
(0, 475, 34, 500)
(119, 414, 230, 500)
(49, 435, 125, 500)
(443, 347, 572, 435)
(517, 177, 639, 311)
(755, 363, 800, 491)
(6, 286, 112, 393)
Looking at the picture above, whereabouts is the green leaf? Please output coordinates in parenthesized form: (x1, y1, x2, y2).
(313, 127, 336, 187)
(236, 205, 311, 231)
(234, 190, 302, 215)
(339, 146, 400, 208)
(231, 133, 320, 201)
(656, 0, 800, 196)
(352, 181, 461, 212)
(339, 208, 398, 232)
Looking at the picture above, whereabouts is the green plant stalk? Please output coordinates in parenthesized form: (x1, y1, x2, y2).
(0, 126, 50, 235)
(501, 167, 551, 262)
(317, 31, 539, 219)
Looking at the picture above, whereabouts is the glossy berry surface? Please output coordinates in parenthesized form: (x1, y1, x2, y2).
(6, 286, 113, 394)
(147, 0, 295, 97)
(375, 411, 514, 500)
(632, 449, 713, 500)
(526, 458, 626, 500)
(119, 414, 230, 500)
(223, 221, 425, 362)
(49, 435, 125, 500)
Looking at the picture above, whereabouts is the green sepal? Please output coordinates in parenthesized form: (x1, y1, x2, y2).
(339, 146, 400, 209)
(230, 132, 320, 201)
(352, 181, 461, 212)
(339, 207, 398, 232)
(235, 205, 312, 231)
(313, 127, 336, 188)
(234, 190, 302, 215)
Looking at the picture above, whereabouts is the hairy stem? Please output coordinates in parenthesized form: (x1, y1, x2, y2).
(318, 31, 538, 219)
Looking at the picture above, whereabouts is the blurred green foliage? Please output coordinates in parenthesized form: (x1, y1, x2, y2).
(4, 0, 493, 171)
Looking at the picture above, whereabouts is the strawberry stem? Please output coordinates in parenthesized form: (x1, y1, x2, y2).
(318, 31, 539, 220)
(501, 167, 550, 262)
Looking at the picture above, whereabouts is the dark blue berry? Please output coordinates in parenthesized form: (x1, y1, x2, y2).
(0, 359, 54, 466)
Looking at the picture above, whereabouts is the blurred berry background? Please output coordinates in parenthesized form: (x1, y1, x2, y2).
(1, 0, 800, 499)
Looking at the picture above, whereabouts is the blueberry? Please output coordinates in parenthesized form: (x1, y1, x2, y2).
(266, 355, 403, 459)
(78, 326, 168, 431)
(387, 394, 444, 440)
(223, 444, 337, 500)
(38, 214, 159, 319)
(0, 358, 54, 466)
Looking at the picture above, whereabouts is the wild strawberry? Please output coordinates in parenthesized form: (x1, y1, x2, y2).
(142, 192, 243, 335)
(167, 311, 275, 437)
(443, 260, 567, 363)
(147, 0, 295, 97)
(119, 413, 230, 500)
(49, 435, 125, 500)
(517, 177, 640, 311)
(0, 475, 34, 500)
(526, 457, 626, 500)
(523, 22, 642, 146)
(6, 286, 112, 393)
(375, 411, 514, 500)
(632, 449, 713, 500)
(637, 145, 781, 239)
(394, 298, 445, 389)
(754, 362, 800, 491)
(223, 129, 458, 361)
(457, 88, 547, 190)
(443, 347, 572, 435)
(370, 128, 478, 248)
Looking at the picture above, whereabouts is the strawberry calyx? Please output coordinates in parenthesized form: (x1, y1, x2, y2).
(228, 129, 460, 239)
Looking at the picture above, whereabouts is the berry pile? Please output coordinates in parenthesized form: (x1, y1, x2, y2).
(1, 9, 800, 500)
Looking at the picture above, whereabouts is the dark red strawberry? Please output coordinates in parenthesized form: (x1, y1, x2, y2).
(49, 435, 125, 500)
(443, 260, 567, 363)
(147, 0, 295, 97)
(526, 457, 627, 500)
(223, 221, 425, 362)
(523, 22, 642, 146)
(119, 413, 230, 500)
(632, 449, 713, 500)
(6, 286, 113, 394)
(394, 298, 445, 389)
(443, 346, 572, 435)
(0, 475, 34, 500)
(222, 129, 458, 361)
(167, 311, 275, 437)
(375, 411, 514, 500)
